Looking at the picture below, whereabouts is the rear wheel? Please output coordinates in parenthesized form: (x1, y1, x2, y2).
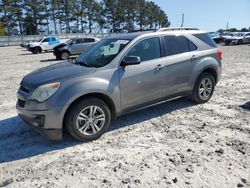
(238, 39, 243, 45)
(191, 73, 215, 103)
(65, 97, 111, 141)
(60, 51, 70, 60)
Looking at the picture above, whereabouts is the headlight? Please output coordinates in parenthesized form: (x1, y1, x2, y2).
(30, 82, 60, 102)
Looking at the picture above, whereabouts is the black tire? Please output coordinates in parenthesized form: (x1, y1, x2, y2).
(238, 39, 243, 45)
(60, 51, 70, 60)
(224, 40, 230, 45)
(55, 55, 61, 60)
(191, 72, 215, 104)
(32, 47, 42, 54)
(65, 97, 111, 141)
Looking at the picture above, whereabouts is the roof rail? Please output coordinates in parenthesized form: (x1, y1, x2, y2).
(156, 27, 199, 32)
(129, 29, 156, 33)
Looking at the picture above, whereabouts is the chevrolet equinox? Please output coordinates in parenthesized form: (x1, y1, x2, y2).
(17, 28, 222, 141)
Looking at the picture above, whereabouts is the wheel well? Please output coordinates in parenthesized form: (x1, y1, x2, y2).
(202, 68, 217, 83)
(33, 46, 42, 51)
(60, 50, 70, 55)
(63, 93, 116, 129)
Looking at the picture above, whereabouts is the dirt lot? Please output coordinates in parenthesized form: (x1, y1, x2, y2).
(0, 45, 249, 188)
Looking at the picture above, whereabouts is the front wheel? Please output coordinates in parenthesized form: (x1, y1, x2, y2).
(32, 47, 42, 54)
(191, 73, 215, 104)
(60, 51, 70, 60)
(237, 40, 243, 45)
(65, 98, 111, 141)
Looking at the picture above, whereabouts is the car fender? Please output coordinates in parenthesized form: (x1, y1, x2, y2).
(53, 77, 121, 125)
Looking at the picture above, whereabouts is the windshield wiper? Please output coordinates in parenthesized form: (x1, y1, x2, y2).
(73, 60, 91, 67)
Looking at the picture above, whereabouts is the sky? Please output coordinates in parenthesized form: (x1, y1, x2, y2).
(153, 0, 250, 31)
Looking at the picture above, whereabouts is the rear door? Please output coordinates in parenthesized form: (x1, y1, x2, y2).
(48, 37, 58, 47)
(82, 38, 95, 51)
(162, 35, 198, 95)
(119, 37, 169, 110)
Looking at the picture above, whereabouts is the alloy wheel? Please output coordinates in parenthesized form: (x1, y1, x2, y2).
(76, 106, 105, 136)
(199, 78, 213, 100)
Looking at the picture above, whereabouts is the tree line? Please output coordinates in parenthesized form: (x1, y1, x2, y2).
(217, 28, 250, 33)
(0, 0, 170, 36)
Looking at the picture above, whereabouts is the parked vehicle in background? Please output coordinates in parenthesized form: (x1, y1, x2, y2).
(17, 28, 222, 141)
(27, 36, 66, 54)
(208, 32, 221, 43)
(224, 32, 250, 45)
(53, 37, 100, 60)
(20, 40, 34, 48)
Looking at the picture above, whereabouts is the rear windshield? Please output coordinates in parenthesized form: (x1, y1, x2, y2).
(193, 33, 217, 47)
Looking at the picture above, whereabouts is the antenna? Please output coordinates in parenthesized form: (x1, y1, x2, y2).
(181, 14, 184, 27)
(226, 21, 229, 29)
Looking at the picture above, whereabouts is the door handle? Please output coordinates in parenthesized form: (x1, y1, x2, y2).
(155, 64, 164, 71)
(190, 55, 197, 62)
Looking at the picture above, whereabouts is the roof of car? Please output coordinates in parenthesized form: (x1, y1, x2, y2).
(107, 32, 149, 40)
(106, 29, 206, 40)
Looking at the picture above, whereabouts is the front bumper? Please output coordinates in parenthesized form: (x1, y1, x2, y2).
(16, 102, 64, 140)
(19, 114, 62, 140)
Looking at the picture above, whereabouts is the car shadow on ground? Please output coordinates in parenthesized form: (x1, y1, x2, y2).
(18, 53, 37, 56)
(40, 59, 62, 62)
(40, 57, 76, 63)
(0, 98, 195, 163)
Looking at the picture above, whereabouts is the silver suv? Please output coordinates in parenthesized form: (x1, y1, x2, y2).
(53, 37, 100, 60)
(17, 28, 222, 141)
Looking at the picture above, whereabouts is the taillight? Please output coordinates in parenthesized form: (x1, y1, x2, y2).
(217, 50, 222, 60)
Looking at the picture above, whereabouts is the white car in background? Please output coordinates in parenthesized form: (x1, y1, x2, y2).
(26, 36, 68, 54)
(224, 32, 250, 45)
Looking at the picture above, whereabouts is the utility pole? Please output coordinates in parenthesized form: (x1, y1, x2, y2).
(181, 14, 184, 27)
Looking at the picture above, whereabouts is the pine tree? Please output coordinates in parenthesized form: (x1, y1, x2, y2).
(0, 21, 5, 35)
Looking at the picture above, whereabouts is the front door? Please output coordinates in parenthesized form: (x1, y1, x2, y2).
(70, 39, 83, 55)
(119, 37, 168, 110)
(40, 38, 50, 50)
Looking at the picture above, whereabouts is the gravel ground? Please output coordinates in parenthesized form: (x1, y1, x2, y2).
(0, 45, 249, 188)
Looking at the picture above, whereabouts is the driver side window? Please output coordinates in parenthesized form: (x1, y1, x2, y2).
(42, 38, 48, 43)
(127, 37, 161, 62)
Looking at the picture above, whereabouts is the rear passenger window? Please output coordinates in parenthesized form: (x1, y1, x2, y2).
(188, 40, 197, 51)
(164, 36, 189, 56)
(193, 33, 217, 47)
(84, 38, 95, 43)
(51, 37, 56, 41)
(127, 37, 161, 62)
(75, 39, 83, 44)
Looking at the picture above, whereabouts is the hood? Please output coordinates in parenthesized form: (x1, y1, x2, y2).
(21, 61, 96, 89)
(53, 43, 68, 50)
(29, 42, 41, 47)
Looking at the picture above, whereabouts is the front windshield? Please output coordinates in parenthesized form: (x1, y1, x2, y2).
(65, 39, 73, 44)
(75, 39, 130, 68)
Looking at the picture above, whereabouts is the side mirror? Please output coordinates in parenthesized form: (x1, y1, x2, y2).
(121, 56, 141, 66)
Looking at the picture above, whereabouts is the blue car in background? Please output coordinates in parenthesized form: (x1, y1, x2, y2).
(27, 36, 67, 54)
